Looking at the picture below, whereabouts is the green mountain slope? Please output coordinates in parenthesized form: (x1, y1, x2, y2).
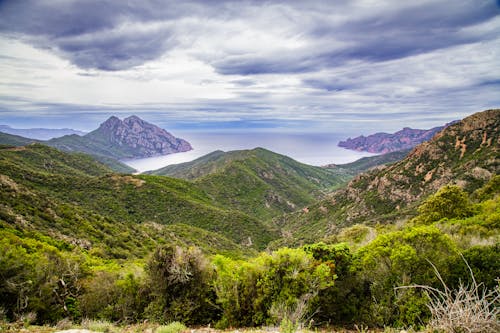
(0, 132, 39, 146)
(0, 144, 277, 253)
(0, 131, 136, 173)
(46, 134, 137, 173)
(274, 109, 500, 245)
(150, 148, 351, 220)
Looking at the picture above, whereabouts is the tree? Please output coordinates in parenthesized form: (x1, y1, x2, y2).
(417, 185, 474, 224)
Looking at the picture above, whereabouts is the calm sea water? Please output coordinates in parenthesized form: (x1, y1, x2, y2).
(123, 132, 376, 173)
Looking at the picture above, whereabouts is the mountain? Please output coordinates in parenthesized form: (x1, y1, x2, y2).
(0, 143, 277, 253)
(338, 123, 452, 153)
(48, 115, 192, 160)
(0, 125, 85, 140)
(149, 148, 352, 220)
(275, 109, 499, 245)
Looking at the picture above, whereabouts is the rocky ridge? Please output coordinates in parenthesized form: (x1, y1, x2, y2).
(338, 123, 453, 153)
(85, 115, 192, 158)
(276, 109, 499, 245)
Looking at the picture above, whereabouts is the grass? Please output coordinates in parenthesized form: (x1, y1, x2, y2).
(155, 321, 187, 333)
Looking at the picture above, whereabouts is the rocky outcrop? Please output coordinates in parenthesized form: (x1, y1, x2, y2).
(85, 115, 192, 158)
(338, 123, 454, 153)
(277, 109, 500, 243)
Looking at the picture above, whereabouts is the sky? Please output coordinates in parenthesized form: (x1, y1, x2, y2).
(0, 0, 499, 134)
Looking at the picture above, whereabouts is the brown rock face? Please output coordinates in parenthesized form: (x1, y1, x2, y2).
(338, 123, 454, 153)
(86, 115, 192, 158)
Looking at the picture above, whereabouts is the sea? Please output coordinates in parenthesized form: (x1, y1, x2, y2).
(122, 131, 376, 173)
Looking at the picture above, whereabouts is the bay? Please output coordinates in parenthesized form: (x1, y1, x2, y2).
(123, 131, 376, 173)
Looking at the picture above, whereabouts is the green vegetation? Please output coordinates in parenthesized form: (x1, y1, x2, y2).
(0, 131, 135, 173)
(150, 148, 351, 220)
(0, 109, 498, 332)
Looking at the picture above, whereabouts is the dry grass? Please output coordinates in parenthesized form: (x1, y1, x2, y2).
(398, 259, 499, 333)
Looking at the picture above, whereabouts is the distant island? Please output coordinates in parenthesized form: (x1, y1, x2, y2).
(338, 123, 455, 153)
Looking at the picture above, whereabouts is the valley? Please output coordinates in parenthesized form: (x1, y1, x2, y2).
(0, 109, 498, 332)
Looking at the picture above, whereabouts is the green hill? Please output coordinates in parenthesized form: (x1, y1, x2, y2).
(0, 131, 136, 173)
(0, 132, 39, 146)
(273, 109, 500, 245)
(0, 144, 276, 255)
(150, 147, 352, 220)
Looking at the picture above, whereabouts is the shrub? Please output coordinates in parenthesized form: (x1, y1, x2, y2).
(147, 245, 219, 325)
(416, 185, 474, 224)
(356, 226, 458, 327)
(213, 247, 335, 328)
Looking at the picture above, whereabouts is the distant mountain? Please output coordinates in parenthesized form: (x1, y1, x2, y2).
(0, 125, 85, 140)
(338, 123, 454, 153)
(49, 115, 192, 160)
(275, 109, 499, 245)
(149, 147, 352, 220)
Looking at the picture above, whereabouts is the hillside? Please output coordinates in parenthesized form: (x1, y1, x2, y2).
(0, 132, 136, 173)
(0, 144, 276, 252)
(0, 132, 39, 146)
(150, 148, 352, 220)
(275, 109, 499, 245)
(338, 124, 449, 153)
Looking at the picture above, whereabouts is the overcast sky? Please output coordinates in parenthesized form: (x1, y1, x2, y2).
(0, 0, 499, 133)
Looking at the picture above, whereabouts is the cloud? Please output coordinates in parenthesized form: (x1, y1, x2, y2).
(0, 0, 498, 133)
(0, 0, 498, 73)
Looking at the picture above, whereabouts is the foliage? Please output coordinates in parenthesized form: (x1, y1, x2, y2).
(416, 185, 474, 224)
(213, 247, 336, 328)
(152, 147, 350, 221)
(0, 231, 89, 323)
(356, 226, 458, 327)
(146, 245, 219, 325)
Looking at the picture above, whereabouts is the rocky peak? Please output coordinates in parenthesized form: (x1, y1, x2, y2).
(99, 116, 122, 130)
(86, 115, 192, 159)
(338, 123, 450, 154)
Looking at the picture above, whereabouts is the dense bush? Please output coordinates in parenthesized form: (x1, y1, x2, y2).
(213, 247, 336, 328)
(146, 245, 219, 325)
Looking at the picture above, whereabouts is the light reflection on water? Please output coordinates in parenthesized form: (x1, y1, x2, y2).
(123, 132, 376, 173)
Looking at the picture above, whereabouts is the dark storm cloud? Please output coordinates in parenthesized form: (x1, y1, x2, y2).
(0, 0, 206, 70)
(212, 0, 500, 75)
(1, 1, 498, 73)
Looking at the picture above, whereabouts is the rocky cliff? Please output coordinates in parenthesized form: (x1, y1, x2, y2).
(338, 124, 451, 153)
(86, 115, 192, 158)
(276, 109, 499, 244)
(47, 115, 192, 161)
